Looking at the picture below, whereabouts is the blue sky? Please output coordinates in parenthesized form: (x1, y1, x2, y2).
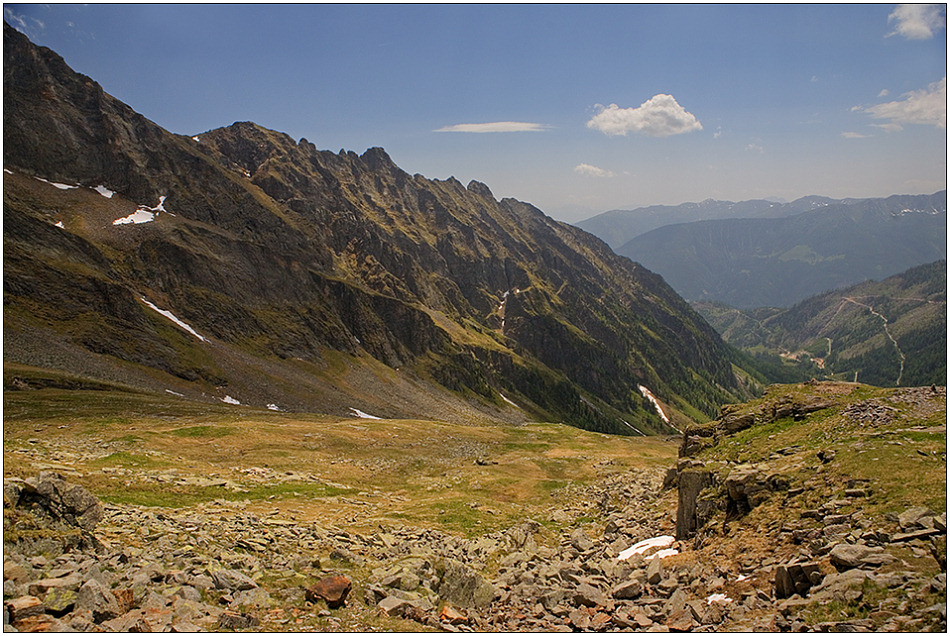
(5, 3, 947, 221)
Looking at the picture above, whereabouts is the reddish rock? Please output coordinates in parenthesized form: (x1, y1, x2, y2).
(6, 596, 45, 622)
(440, 604, 468, 625)
(305, 574, 352, 609)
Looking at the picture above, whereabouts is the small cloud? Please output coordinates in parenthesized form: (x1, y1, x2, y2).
(871, 122, 904, 133)
(713, 126, 723, 139)
(810, 75, 819, 83)
(586, 94, 702, 137)
(887, 4, 946, 40)
(434, 121, 550, 133)
(878, 88, 890, 97)
(841, 131, 870, 139)
(574, 163, 615, 178)
(745, 143, 764, 154)
(864, 76, 946, 129)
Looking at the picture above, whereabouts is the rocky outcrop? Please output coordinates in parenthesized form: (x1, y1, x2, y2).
(681, 386, 835, 458)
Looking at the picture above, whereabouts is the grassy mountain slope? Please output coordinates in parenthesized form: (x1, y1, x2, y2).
(695, 261, 947, 387)
(3, 22, 753, 434)
(616, 195, 947, 308)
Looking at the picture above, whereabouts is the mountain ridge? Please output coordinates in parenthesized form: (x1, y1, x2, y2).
(3, 21, 753, 434)
(614, 193, 947, 308)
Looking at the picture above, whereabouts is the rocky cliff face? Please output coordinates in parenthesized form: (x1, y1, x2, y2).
(3, 22, 750, 432)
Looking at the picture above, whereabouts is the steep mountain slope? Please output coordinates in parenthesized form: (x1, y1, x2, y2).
(577, 196, 850, 250)
(695, 261, 947, 387)
(3, 22, 752, 434)
(616, 194, 947, 308)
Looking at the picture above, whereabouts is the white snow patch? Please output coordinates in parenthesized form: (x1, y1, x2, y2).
(140, 298, 207, 342)
(500, 393, 519, 408)
(647, 548, 679, 561)
(54, 221, 65, 228)
(165, 389, 184, 397)
(620, 419, 645, 436)
(4, 168, 12, 174)
(35, 177, 77, 190)
(94, 185, 116, 198)
(706, 593, 732, 605)
(113, 209, 155, 225)
(192, 136, 201, 142)
(637, 384, 670, 424)
(222, 395, 241, 405)
(617, 535, 675, 560)
(113, 196, 169, 225)
(267, 404, 281, 411)
(350, 408, 382, 420)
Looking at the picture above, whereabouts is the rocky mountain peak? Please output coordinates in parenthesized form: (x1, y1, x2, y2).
(4, 21, 753, 432)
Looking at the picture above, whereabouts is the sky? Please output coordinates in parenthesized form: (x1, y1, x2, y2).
(4, 3, 947, 222)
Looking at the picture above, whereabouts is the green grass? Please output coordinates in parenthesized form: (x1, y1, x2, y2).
(168, 425, 235, 438)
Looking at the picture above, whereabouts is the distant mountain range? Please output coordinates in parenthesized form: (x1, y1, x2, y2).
(2, 22, 755, 435)
(605, 193, 946, 308)
(576, 196, 858, 250)
(695, 260, 947, 387)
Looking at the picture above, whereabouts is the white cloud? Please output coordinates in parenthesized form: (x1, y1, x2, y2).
(574, 163, 615, 178)
(4, 8, 44, 38)
(878, 88, 890, 97)
(871, 122, 904, 133)
(586, 95, 702, 137)
(863, 76, 946, 129)
(887, 4, 946, 40)
(434, 121, 550, 133)
(841, 131, 870, 139)
(745, 143, 764, 154)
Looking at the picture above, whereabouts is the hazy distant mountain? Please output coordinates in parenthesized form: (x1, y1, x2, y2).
(615, 193, 947, 308)
(576, 196, 854, 249)
(695, 261, 947, 387)
(3, 22, 754, 435)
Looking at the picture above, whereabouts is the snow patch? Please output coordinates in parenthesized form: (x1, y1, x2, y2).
(35, 177, 77, 190)
(637, 384, 670, 424)
(54, 221, 64, 228)
(113, 209, 155, 225)
(350, 408, 382, 420)
(4, 168, 12, 174)
(267, 404, 281, 411)
(617, 535, 676, 560)
(140, 298, 207, 342)
(94, 185, 116, 199)
(165, 389, 184, 397)
(500, 393, 519, 408)
(706, 593, 732, 605)
(112, 196, 169, 225)
(192, 136, 201, 142)
(620, 419, 645, 436)
(647, 548, 679, 560)
(221, 395, 241, 405)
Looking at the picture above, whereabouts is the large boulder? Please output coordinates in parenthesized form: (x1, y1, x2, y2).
(6, 472, 102, 531)
(435, 559, 496, 609)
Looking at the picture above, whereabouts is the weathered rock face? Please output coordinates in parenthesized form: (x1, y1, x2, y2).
(3, 472, 102, 554)
(675, 465, 715, 540)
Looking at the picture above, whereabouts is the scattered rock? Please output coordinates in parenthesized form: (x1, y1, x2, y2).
(305, 575, 352, 609)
